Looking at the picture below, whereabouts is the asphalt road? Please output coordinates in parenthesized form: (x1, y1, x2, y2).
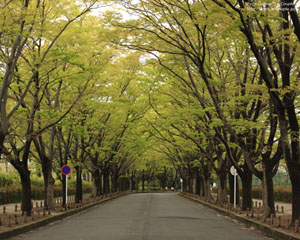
(10, 193, 272, 240)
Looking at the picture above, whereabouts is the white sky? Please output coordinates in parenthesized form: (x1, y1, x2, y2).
(90, 1, 137, 20)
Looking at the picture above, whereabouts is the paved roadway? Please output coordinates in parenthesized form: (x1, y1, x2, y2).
(10, 193, 272, 240)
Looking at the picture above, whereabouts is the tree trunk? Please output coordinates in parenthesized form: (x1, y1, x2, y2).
(136, 177, 139, 191)
(75, 166, 83, 203)
(110, 174, 114, 193)
(241, 165, 252, 210)
(147, 180, 151, 192)
(92, 169, 102, 196)
(217, 170, 227, 203)
(182, 177, 188, 192)
(129, 176, 132, 191)
(195, 170, 201, 195)
(279, 112, 300, 223)
(262, 162, 275, 217)
(187, 176, 193, 193)
(0, 131, 7, 156)
(200, 177, 205, 196)
(44, 171, 55, 210)
(142, 170, 145, 192)
(291, 177, 300, 223)
(112, 174, 119, 193)
(201, 175, 212, 199)
(42, 158, 55, 210)
(185, 177, 191, 193)
(125, 177, 130, 191)
(205, 178, 212, 199)
(19, 168, 32, 216)
(131, 174, 135, 191)
(103, 170, 110, 194)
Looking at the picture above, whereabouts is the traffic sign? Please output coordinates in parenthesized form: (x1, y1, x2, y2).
(230, 166, 238, 176)
(61, 165, 71, 175)
(61, 165, 71, 205)
(180, 178, 183, 192)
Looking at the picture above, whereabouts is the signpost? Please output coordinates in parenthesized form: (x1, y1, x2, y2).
(61, 165, 71, 204)
(230, 166, 238, 209)
(180, 178, 183, 192)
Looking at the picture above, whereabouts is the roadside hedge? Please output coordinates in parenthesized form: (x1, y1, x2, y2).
(0, 185, 92, 204)
(212, 186, 292, 203)
(251, 186, 292, 203)
(0, 174, 20, 187)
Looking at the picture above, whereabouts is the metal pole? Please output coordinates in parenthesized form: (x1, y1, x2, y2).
(66, 176, 68, 205)
(234, 169, 236, 209)
(180, 178, 183, 192)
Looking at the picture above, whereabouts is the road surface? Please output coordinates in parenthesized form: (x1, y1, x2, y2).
(10, 193, 272, 240)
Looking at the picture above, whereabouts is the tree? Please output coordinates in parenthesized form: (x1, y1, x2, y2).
(1, 0, 99, 214)
(213, 0, 300, 224)
(110, 0, 291, 213)
(0, 0, 38, 155)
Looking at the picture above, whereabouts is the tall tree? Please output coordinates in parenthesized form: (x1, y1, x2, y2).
(213, 0, 300, 224)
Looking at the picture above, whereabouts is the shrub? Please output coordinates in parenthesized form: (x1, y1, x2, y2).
(0, 174, 20, 187)
(0, 173, 44, 187)
(273, 186, 292, 202)
(31, 177, 44, 187)
(252, 186, 262, 199)
(252, 186, 292, 202)
(212, 185, 292, 203)
(0, 184, 92, 204)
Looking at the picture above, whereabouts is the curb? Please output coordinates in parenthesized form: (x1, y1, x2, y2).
(179, 193, 300, 240)
(0, 193, 128, 240)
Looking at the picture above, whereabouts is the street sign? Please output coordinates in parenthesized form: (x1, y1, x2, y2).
(180, 178, 183, 192)
(61, 165, 71, 205)
(230, 166, 237, 176)
(61, 165, 71, 175)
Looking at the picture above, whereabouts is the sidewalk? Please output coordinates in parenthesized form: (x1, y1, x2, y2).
(183, 192, 299, 240)
(0, 192, 127, 239)
(252, 199, 292, 214)
(0, 193, 92, 215)
(211, 193, 292, 215)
